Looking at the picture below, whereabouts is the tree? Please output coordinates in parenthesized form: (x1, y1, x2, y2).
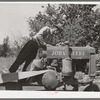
(2, 36, 10, 57)
(13, 36, 30, 56)
(27, 4, 98, 47)
(0, 45, 3, 56)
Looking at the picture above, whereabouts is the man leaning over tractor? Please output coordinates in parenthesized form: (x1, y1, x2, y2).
(9, 24, 63, 73)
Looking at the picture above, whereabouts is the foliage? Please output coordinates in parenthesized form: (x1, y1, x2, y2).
(0, 45, 4, 56)
(27, 4, 100, 52)
(13, 36, 30, 56)
(0, 36, 11, 57)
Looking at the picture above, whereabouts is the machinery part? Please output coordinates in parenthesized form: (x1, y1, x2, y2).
(0, 70, 49, 84)
(31, 58, 46, 70)
(63, 76, 79, 91)
(62, 57, 73, 76)
(42, 50, 47, 58)
(81, 83, 100, 91)
(37, 48, 47, 58)
(42, 71, 59, 90)
(51, 59, 58, 67)
(26, 74, 43, 86)
(36, 75, 43, 85)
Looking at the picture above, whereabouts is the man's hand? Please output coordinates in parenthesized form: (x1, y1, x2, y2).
(42, 50, 47, 58)
(46, 44, 52, 47)
(46, 66, 56, 70)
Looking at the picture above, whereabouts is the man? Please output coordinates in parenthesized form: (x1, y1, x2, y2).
(9, 24, 63, 73)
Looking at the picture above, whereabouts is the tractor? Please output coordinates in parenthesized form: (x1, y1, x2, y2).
(27, 42, 97, 91)
(0, 42, 98, 91)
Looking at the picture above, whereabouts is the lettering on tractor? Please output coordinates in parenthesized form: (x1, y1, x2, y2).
(52, 51, 66, 56)
(72, 51, 85, 56)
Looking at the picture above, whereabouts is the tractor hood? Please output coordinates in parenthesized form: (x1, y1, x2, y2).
(47, 46, 95, 59)
(70, 46, 95, 59)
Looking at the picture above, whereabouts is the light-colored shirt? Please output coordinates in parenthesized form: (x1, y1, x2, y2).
(34, 26, 52, 46)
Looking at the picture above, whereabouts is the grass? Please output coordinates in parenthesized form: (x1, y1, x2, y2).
(0, 56, 25, 73)
(0, 57, 16, 71)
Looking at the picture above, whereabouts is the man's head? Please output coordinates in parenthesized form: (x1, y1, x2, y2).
(52, 23, 63, 35)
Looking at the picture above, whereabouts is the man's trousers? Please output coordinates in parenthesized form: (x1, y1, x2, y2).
(9, 39, 38, 72)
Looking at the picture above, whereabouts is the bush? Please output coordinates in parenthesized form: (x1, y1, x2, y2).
(0, 36, 11, 57)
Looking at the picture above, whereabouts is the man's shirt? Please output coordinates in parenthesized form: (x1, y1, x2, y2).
(34, 26, 52, 47)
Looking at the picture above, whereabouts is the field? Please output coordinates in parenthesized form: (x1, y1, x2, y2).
(0, 57, 16, 73)
(0, 57, 100, 91)
(0, 56, 25, 73)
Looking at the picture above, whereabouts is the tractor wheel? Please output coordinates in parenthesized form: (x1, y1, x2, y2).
(42, 71, 59, 90)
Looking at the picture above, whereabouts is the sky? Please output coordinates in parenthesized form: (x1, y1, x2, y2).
(0, 3, 47, 44)
(0, 3, 99, 44)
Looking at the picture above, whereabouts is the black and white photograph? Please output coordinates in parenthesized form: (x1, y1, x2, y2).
(0, 1, 100, 98)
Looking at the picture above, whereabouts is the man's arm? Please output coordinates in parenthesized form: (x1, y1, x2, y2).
(36, 35, 47, 50)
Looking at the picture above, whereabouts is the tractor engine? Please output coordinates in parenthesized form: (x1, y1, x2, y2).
(31, 42, 96, 91)
(41, 43, 96, 90)
(46, 44, 72, 73)
(42, 43, 74, 90)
